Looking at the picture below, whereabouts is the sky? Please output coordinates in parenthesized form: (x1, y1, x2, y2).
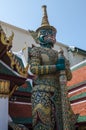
(0, 0, 86, 50)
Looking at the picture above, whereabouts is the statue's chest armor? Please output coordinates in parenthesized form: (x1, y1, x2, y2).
(40, 48, 58, 65)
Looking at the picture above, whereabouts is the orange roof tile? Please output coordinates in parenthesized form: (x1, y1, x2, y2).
(67, 65, 86, 87)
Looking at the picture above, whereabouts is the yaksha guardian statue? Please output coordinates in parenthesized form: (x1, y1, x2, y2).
(29, 5, 77, 130)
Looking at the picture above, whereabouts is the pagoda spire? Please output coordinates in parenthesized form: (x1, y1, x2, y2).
(41, 5, 50, 27)
(36, 5, 57, 33)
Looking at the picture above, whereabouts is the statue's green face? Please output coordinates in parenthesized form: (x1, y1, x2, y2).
(38, 29, 56, 48)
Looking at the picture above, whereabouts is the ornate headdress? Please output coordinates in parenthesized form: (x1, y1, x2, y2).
(36, 5, 57, 33)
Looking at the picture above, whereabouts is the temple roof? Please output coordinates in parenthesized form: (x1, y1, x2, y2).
(69, 92, 86, 102)
(67, 60, 86, 124)
(0, 25, 29, 78)
(67, 60, 86, 90)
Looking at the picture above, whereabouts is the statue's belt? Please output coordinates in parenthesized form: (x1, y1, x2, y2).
(32, 84, 57, 92)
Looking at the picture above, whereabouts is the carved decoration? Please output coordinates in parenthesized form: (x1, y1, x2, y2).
(0, 79, 10, 97)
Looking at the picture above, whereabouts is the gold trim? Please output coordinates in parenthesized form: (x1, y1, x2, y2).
(1, 31, 14, 47)
(0, 80, 10, 94)
(46, 65, 49, 74)
(33, 85, 55, 92)
(9, 85, 18, 98)
(35, 66, 38, 74)
(6, 51, 28, 77)
(0, 94, 8, 98)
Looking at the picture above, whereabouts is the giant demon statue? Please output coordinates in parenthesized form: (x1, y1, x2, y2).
(28, 5, 77, 130)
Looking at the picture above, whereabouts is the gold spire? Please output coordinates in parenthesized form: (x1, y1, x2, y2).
(36, 5, 57, 33)
(41, 5, 50, 27)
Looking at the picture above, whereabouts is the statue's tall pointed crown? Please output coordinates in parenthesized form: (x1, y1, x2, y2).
(41, 5, 49, 27)
(36, 5, 57, 33)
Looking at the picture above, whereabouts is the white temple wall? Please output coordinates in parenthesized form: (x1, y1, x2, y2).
(0, 97, 8, 130)
(0, 21, 85, 67)
(0, 21, 36, 63)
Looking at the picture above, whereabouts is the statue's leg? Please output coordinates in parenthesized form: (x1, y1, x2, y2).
(31, 85, 55, 130)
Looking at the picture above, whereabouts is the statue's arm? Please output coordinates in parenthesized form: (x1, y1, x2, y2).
(29, 47, 57, 75)
(65, 59, 72, 81)
(30, 57, 57, 75)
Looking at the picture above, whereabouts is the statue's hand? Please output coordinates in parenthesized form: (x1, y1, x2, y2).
(56, 58, 65, 71)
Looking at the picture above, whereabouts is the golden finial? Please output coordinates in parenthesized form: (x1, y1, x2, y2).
(41, 5, 50, 27)
(8, 32, 14, 42)
(36, 5, 57, 33)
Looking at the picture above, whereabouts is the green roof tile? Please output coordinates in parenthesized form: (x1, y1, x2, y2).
(69, 92, 86, 101)
(77, 116, 86, 122)
(0, 61, 19, 76)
